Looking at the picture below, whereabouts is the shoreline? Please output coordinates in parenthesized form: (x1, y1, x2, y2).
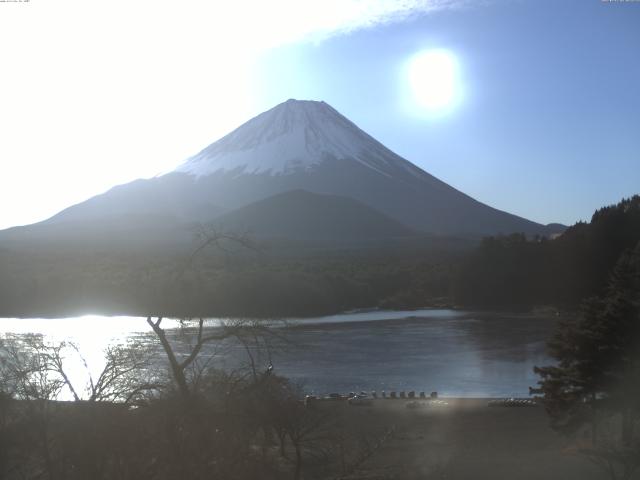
(0, 303, 567, 321)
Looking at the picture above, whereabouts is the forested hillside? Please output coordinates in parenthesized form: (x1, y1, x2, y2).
(454, 196, 640, 309)
(2, 196, 637, 318)
(0, 244, 457, 319)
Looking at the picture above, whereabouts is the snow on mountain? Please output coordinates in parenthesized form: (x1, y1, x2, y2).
(176, 99, 422, 178)
(30, 98, 562, 239)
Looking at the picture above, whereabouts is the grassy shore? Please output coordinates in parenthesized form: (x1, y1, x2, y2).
(318, 398, 610, 480)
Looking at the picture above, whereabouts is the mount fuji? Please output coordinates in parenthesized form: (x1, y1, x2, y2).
(6, 99, 563, 247)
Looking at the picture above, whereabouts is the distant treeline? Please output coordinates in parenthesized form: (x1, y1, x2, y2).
(2, 196, 638, 318)
(0, 245, 457, 319)
(454, 195, 640, 310)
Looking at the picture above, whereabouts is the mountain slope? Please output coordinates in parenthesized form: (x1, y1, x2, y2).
(212, 189, 417, 242)
(36, 99, 562, 237)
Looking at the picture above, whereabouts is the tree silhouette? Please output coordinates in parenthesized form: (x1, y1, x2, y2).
(535, 242, 640, 480)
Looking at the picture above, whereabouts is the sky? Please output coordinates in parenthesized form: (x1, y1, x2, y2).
(0, 0, 638, 230)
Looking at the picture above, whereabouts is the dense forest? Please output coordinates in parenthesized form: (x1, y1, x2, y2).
(533, 241, 640, 479)
(454, 196, 640, 310)
(0, 243, 458, 319)
(0, 196, 638, 318)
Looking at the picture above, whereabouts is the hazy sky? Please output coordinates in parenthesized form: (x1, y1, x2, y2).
(1, 0, 638, 230)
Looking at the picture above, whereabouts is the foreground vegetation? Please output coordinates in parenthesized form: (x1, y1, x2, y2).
(0, 321, 391, 480)
(534, 241, 640, 480)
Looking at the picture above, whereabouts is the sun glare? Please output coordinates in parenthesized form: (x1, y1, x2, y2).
(407, 49, 461, 113)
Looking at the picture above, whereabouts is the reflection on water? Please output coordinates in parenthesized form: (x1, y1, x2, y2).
(0, 310, 556, 398)
(271, 312, 556, 397)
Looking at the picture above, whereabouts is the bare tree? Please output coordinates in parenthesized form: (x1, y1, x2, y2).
(0, 334, 65, 402)
(188, 225, 257, 268)
(75, 342, 162, 404)
(0, 334, 166, 480)
(0, 335, 66, 480)
(145, 316, 286, 399)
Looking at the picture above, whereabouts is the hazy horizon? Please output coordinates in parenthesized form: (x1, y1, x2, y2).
(1, 0, 638, 230)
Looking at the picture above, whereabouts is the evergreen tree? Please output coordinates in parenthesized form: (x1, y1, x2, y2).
(535, 243, 640, 479)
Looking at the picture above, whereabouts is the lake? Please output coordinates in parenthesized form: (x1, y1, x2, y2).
(0, 309, 556, 398)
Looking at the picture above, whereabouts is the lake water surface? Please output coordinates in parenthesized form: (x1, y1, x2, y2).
(0, 309, 556, 397)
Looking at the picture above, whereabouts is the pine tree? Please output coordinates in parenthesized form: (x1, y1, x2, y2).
(535, 243, 640, 480)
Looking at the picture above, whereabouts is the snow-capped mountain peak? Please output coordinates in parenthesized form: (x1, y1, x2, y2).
(175, 99, 407, 177)
(38, 99, 558, 238)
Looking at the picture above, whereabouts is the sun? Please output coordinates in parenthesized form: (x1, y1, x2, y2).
(407, 49, 461, 113)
